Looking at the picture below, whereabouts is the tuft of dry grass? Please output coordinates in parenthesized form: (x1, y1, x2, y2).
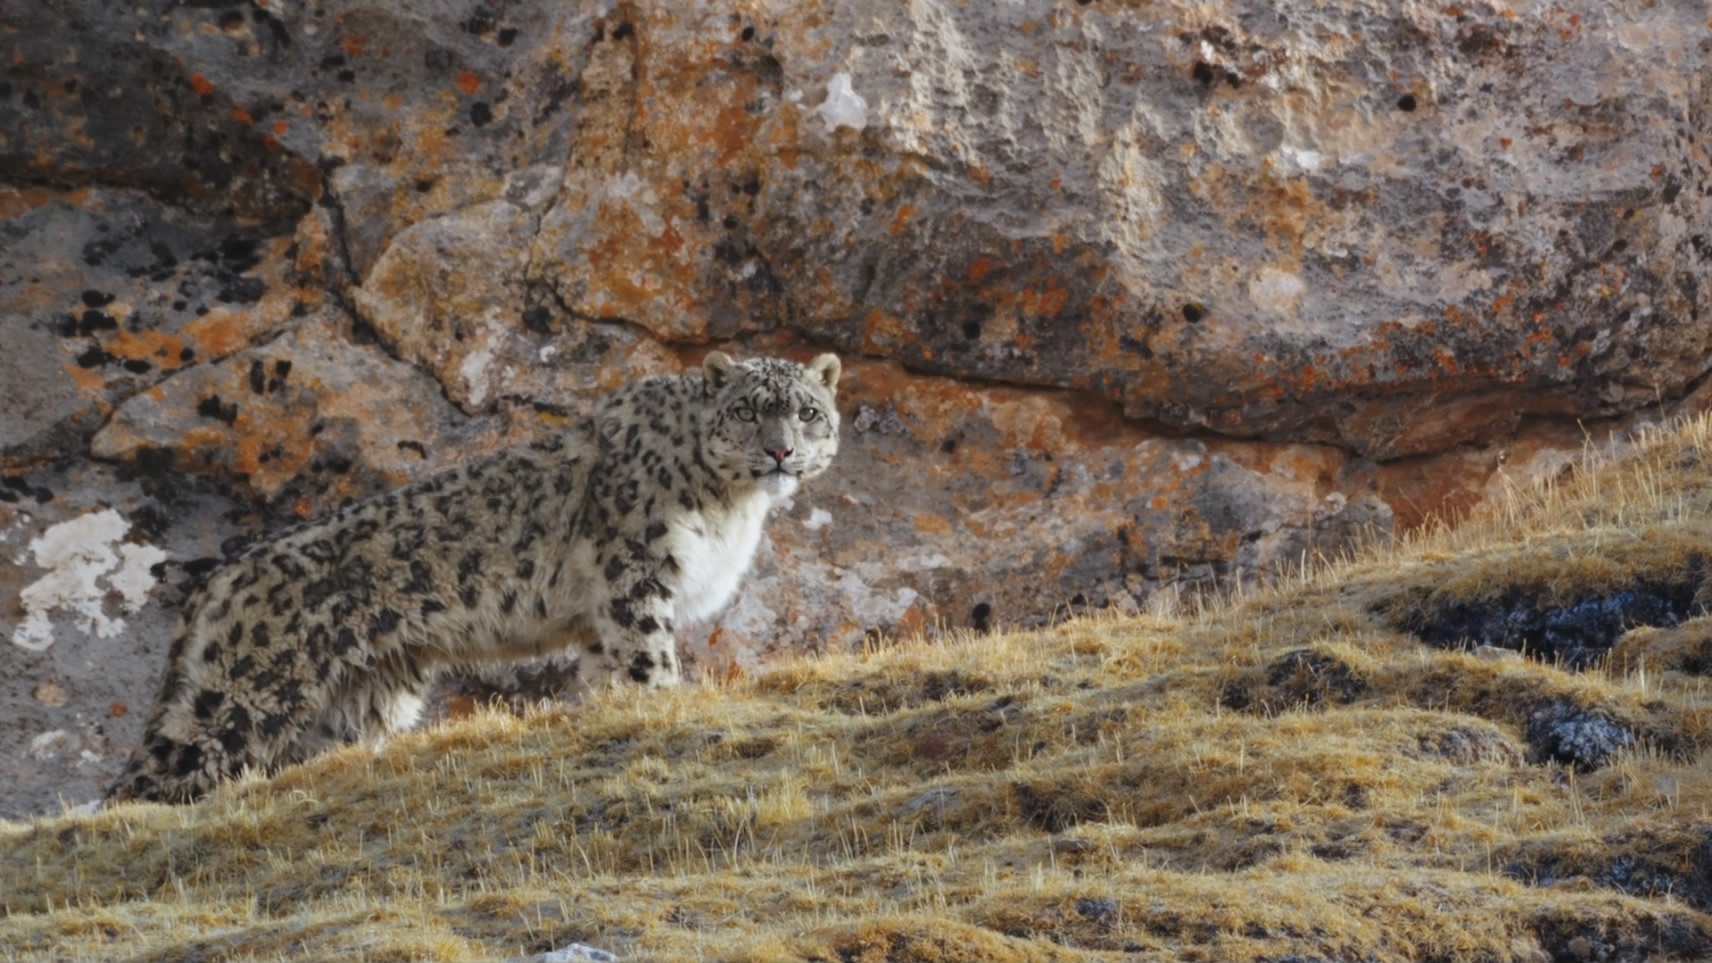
(9, 416, 1712, 960)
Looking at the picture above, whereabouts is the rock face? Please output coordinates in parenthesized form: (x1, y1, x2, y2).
(1, 0, 1707, 814)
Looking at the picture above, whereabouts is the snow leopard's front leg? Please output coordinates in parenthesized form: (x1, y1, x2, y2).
(585, 539, 682, 689)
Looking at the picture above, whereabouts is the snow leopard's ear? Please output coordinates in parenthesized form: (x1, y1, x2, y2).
(806, 353, 841, 392)
(703, 351, 738, 393)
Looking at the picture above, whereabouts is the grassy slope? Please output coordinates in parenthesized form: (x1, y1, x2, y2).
(9, 418, 1712, 961)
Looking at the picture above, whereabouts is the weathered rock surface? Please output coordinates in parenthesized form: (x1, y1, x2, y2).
(0, 463, 240, 817)
(1, 0, 1707, 815)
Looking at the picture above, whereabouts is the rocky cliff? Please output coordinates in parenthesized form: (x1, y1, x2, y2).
(2, 0, 1708, 816)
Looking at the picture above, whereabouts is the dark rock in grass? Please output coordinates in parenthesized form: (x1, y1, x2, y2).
(1525, 701, 1634, 771)
(1396, 577, 1706, 669)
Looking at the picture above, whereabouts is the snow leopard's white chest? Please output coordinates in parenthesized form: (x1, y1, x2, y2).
(665, 491, 776, 623)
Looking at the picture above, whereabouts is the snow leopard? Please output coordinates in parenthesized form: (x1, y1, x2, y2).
(105, 351, 842, 804)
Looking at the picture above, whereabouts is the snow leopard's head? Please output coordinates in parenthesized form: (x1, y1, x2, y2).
(700, 352, 841, 497)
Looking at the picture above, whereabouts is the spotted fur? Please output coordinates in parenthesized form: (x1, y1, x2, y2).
(106, 352, 842, 804)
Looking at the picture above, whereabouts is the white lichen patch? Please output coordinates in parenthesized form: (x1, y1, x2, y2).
(28, 729, 74, 760)
(829, 565, 921, 628)
(1279, 146, 1323, 171)
(12, 509, 167, 652)
(605, 172, 665, 235)
(1248, 265, 1307, 316)
(810, 72, 868, 133)
(457, 315, 512, 408)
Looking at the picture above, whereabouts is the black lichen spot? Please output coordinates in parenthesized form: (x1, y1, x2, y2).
(1181, 302, 1207, 323)
(215, 236, 264, 273)
(740, 25, 755, 41)
(122, 359, 152, 374)
(196, 394, 240, 425)
(218, 276, 266, 305)
(465, 6, 497, 34)
(970, 601, 993, 633)
(521, 305, 553, 333)
(81, 290, 115, 308)
(611, 20, 634, 40)
(132, 446, 176, 479)
(1396, 93, 1418, 112)
(82, 237, 119, 267)
(248, 359, 267, 394)
(75, 345, 114, 368)
(1191, 62, 1239, 88)
(470, 101, 493, 126)
(961, 319, 982, 340)
(497, 27, 518, 46)
(397, 440, 428, 458)
(78, 309, 117, 335)
(336, 68, 356, 83)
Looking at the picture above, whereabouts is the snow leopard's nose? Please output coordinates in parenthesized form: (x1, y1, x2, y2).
(765, 446, 793, 465)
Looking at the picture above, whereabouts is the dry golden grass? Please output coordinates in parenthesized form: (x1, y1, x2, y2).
(10, 416, 1712, 961)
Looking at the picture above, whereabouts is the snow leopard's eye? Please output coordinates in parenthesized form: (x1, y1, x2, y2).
(733, 406, 758, 423)
(798, 407, 820, 423)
